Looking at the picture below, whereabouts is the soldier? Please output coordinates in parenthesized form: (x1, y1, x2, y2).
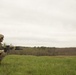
(0, 34, 15, 64)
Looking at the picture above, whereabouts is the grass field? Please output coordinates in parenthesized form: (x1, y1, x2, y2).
(0, 55, 76, 75)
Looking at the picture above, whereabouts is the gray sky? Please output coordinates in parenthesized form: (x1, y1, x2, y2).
(0, 0, 76, 47)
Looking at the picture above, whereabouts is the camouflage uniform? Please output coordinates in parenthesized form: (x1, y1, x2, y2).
(0, 34, 4, 50)
(0, 34, 4, 64)
(0, 34, 4, 42)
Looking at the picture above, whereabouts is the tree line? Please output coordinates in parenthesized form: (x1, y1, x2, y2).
(5, 46, 76, 56)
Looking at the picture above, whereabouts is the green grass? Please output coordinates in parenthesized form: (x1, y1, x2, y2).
(0, 55, 76, 75)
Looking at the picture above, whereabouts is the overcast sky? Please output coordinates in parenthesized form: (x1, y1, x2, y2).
(0, 0, 76, 47)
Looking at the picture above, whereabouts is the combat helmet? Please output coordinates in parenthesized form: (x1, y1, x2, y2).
(0, 34, 4, 42)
